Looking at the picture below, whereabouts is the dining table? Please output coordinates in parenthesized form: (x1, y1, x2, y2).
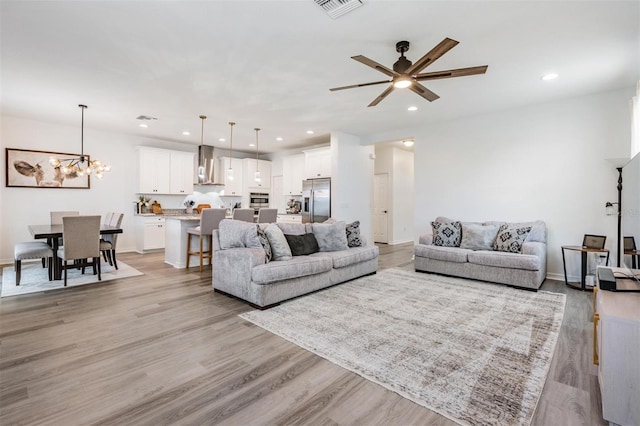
(28, 224, 123, 280)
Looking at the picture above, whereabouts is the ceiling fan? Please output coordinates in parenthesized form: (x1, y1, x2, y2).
(330, 38, 488, 107)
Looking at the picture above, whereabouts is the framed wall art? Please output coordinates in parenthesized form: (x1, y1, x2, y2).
(5, 148, 91, 189)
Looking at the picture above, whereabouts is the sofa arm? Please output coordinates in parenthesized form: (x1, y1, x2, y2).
(419, 234, 433, 245)
(521, 241, 545, 258)
(213, 247, 266, 299)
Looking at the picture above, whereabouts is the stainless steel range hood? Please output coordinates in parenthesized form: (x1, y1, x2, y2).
(195, 145, 224, 185)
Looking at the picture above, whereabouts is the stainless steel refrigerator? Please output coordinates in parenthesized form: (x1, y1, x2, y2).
(301, 178, 331, 223)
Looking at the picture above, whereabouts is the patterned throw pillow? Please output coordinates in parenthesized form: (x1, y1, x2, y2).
(493, 224, 532, 253)
(431, 221, 462, 247)
(346, 220, 363, 247)
(256, 225, 272, 262)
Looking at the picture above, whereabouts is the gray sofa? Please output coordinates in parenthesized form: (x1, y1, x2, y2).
(414, 219, 547, 290)
(213, 221, 379, 308)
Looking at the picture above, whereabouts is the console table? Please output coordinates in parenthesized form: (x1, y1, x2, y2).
(593, 268, 640, 426)
(561, 245, 609, 290)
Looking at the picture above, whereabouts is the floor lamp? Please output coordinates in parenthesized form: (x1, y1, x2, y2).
(606, 167, 623, 267)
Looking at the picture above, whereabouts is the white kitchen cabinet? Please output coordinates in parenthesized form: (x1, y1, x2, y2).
(283, 154, 304, 196)
(594, 270, 640, 426)
(134, 215, 166, 253)
(138, 147, 171, 194)
(277, 214, 302, 224)
(243, 158, 271, 190)
(218, 156, 243, 196)
(304, 147, 331, 179)
(169, 151, 195, 195)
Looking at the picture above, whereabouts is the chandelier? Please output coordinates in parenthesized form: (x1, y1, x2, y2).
(49, 104, 111, 178)
(197, 115, 207, 181)
(254, 127, 261, 182)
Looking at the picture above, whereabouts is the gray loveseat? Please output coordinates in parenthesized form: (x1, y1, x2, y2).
(414, 218, 547, 290)
(213, 221, 379, 308)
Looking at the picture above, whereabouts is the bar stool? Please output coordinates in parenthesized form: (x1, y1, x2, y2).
(232, 208, 255, 223)
(14, 241, 54, 285)
(257, 208, 278, 223)
(186, 208, 226, 271)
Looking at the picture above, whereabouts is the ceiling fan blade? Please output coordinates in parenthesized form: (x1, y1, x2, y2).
(406, 38, 459, 75)
(409, 82, 440, 102)
(329, 79, 392, 91)
(352, 55, 397, 78)
(415, 65, 488, 81)
(368, 85, 395, 107)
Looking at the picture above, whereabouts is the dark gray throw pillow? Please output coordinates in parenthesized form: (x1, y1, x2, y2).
(284, 233, 320, 256)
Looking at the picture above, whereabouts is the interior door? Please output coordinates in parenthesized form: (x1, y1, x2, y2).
(373, 173, 389, 243)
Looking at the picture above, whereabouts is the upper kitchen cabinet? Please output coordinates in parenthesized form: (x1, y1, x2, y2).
(138, 147, 171, 194)
(169, 150, 195, 195)
(138, 147, 194, 195)
(243, 158, 271, 190)
(218, 156, 243, 196)
(304, 147, 331, 179)
(283, 154, 304, 195)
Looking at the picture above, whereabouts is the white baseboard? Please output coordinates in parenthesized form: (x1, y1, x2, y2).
(386, 239, 414, 246)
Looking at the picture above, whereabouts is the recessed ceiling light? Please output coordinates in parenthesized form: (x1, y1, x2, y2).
(276, 137, 283, 141)
(541, 73, 559, 81)
(182, 131, 190, 136)
(139, 123, 149, 128)
(219, 138, 225, 142)
(306, 130, 314, 134)
(402, 140, 414, 147)
(407, 106, 418, 111)
(249, 143, 255, 147)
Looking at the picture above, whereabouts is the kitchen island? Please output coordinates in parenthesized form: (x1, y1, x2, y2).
(164, 215, 200, 268)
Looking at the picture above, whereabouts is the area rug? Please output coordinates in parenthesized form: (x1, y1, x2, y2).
(1, 261, 143, 297)
(240, 269, 566, 426)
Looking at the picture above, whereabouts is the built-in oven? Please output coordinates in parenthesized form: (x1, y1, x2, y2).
(249, 192, 270, 215)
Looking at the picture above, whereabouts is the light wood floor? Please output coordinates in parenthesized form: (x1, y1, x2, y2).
(0, 243, 606, 425)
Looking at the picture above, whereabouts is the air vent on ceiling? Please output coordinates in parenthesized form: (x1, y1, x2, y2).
(314, 0, 364, 19)
(136, 115, 158, 121)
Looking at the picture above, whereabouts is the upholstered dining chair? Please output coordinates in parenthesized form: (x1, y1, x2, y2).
(14, 241, 54, 285)
(232, 208, 255, 223)
(50, 210, 79, 225)
(57, 215, 101, 286)
(186, 208, 226, 271)
(100, 212, 124, 269)
(257, 208, 278, 223)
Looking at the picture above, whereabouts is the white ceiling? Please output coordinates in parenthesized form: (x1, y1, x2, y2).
(1, 1, 638, 154)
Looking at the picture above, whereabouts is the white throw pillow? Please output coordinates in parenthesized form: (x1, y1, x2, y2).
(265, 223, 293, 261)
(459, 223, 500, 251)
(312, 221, 348, 252)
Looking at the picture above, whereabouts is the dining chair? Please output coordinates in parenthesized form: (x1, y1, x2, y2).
(50, 210, 79, 225)
(100, 212, 124, 269)
(14, 241, 54, 285)
(257, 208, 278, 223)
(57, 215, 101, 286)
(233, 208, 255, 223)
(186, 208, 226, 271)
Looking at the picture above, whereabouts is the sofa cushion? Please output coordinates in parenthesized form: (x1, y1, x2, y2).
(346, 220, 363, 247)
(256, 225, 272, 262)
(460, 223, 500, 251)
(468, 250, 540, 271)
(252, 256, 332, 285)
(219, 219, 262, 249)
(431, 221, 462, 247)
(265, 224, 292, 261)
(285, 233, 320, 256)
(414, 244, 472, 263)
(276, 222, 307, 236)
(493, 224, 532, 253)
(310, 245, 379, 269)
(312, 222, 349, 252)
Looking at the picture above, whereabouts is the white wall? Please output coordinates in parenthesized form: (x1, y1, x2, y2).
(331, 132, 374, 243)
(366, 88, 633, 280)
(0, 115, 199, 263)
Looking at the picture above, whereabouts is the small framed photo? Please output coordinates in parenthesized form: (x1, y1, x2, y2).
(5, 148, 91, 189)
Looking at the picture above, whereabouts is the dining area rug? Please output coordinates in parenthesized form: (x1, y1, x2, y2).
(1, 261, 143, 297)
(240, 268, 566, 426)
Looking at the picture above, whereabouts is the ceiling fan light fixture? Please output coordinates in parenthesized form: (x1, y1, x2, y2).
(394, 77, 412, 89)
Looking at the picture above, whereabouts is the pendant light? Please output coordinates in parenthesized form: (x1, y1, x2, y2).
(197, 115, 206, 181)
(227, 121, 235, 181)
(49, 104, 111, 179)
(254, 127, 261, 182)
